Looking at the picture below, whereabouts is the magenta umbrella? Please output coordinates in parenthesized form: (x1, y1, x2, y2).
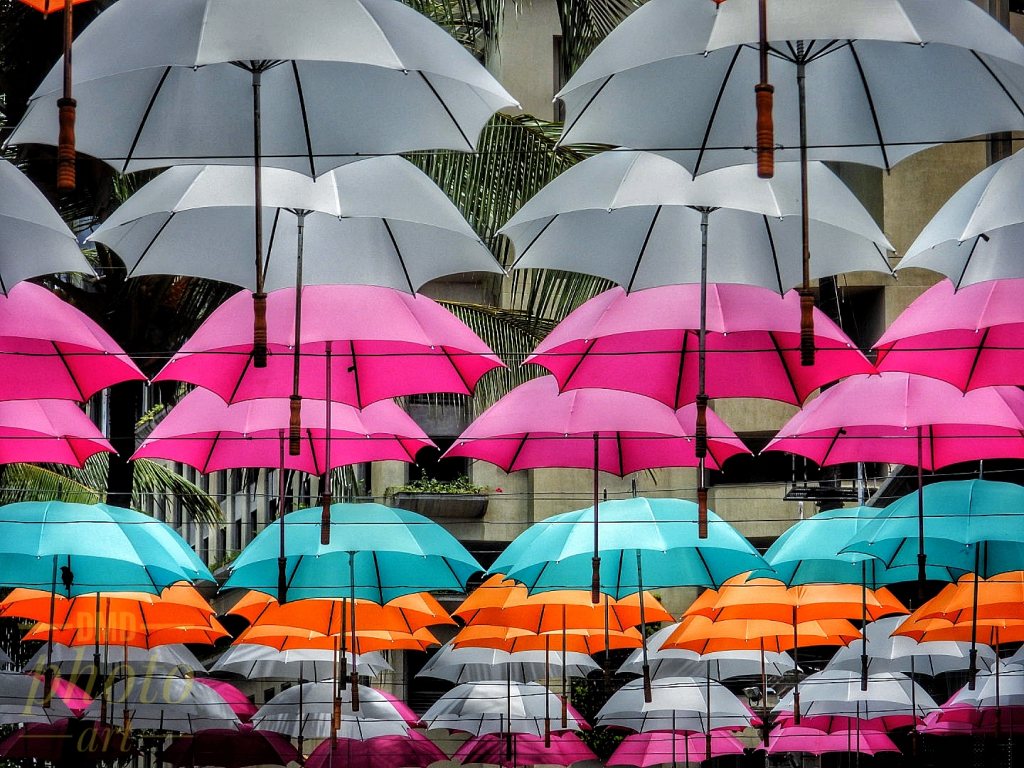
(919, 704, 1024, 736)
(0, 719, 135, 763)
(305, 731, 447, 768)
(161, 723, 299, 768)
(154, 285, 504, 407)
(0, 282, 143, 400)
(194, 680, 259, 724)
(875, 278, 1024, 391)
(453, 731, 597, 768)
(606, 729, 746, 767)
(0, 399, 113, 467)
(763, 371, 1024, 596)
(133, 387, 434, 475)
(773, 712, 914, 731)
(762, 725, 900, 756)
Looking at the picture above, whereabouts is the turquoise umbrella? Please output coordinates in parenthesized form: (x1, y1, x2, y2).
(0, 501, 214, 596)
(223, 503, 482, 603)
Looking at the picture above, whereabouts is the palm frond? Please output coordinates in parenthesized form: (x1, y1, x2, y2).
(0, 463, 102, 505)
(557, 0, 645, 78)
(132, 458, 222, 525)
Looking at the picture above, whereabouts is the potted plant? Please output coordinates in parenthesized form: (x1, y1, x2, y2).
(384, 476, 489, 519)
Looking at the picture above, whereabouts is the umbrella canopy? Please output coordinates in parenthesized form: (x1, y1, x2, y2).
(23, 642, 204, 677)
(153, 285, 504, 408)
(502, 152, 893, 294)
(763, 724, 900, 756)
(232, 623, 439, 654)
(0, 158, 94, 290)
(445, 376, 750, 474)
(193, 680, 259, 724)
(828, 616, 996, 677)
(526, 284, 873, 410)
(763, 372, 1024, 469)
(0, 671, 75, 725)
(895, 151, 1024, 287)
(488, 497, 768, 598)
(0, 398, 113, 467)
(0, 500, 214, 596)
(597, 676, 756, 733)
(607, 729, 747, 766)
(416, 641, 601, 684)
(772, 670, 938, 721)
(913, 571, 1024, 623)
(875, 278, 1024, 391)
(661, 614, 860, 655)
(945, 662, 1024, 708)
(210, 644, 390, 682)
(305, 731, 448, 768)
(133, 388, 435, 475)
(8, 0, 517, 174)
(224, 503, 482, 602)
(893, 614, 1024, 645)
(453, 731, 598, 768)
(919, 704, 1024, 736)
(252, 683, 413, 740)
(451, 624, 643, 655)
(0, 719, 135, 763)
(423, 681, 585, 736)
(89, 159, 503, 293)
(161, 724, 300, 768)
(556, 0, 1024, 173)
(84, 677, 240, 733)
(0, 282, 143, 401)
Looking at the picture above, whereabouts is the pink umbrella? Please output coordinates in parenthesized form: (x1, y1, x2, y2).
(0, 399, 113, 467)
(453, 731, 597, 768)
(377, 689, 426, 728)
(161, 723, 299, 768)
(763, 724, 900, 756)
(875, 278, 1024, 391)
(773, 712, 913, 732)
(154, 285, 504, 408)
(194, 679, 259, 723)
(26, 673, 92, 717)
(919, 704, 1024, 736)
(133, 388, 434, 475)
(606, 729, 746, 766)
(305, 730, 447, 768)
(763, 371, 1024, 597)
(0, 282, 143, 400)
(445, 376, 750, 475)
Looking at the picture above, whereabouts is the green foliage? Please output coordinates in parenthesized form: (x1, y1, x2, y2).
(384, 475, 488, 496)
(570, 675, 627, 759)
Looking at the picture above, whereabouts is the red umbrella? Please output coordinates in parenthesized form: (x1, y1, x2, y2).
(305, 731, 447, 768)
(161, 724, 299, 768)
(453, 731, 597, 768)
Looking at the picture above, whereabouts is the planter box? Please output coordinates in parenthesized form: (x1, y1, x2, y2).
(386, 493, 489, 520)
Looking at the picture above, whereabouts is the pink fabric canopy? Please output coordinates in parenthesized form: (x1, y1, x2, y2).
(606, 729, 746, 766)
(305, 731, 447, 768)
(0, 399, 113, 467)
(763, 725, 899, 755)
(526, 284, 873, 409)
(453, 731, 597, 768)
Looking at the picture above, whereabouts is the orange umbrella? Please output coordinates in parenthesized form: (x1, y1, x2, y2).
(23, 620, 229, 648)
(892, 614, 1024, 646)
(233, 623, 440, 653)
(662, 614, 861, 655)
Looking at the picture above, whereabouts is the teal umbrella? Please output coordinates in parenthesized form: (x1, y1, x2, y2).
(0, 501, 214, 596)
(224, 503, 482, 603)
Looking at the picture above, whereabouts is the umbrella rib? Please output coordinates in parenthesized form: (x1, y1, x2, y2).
(127, 212, 176, 280)
(230, 356, 256, 403)
(264, 208, 282, 280)
(846, 41, 890, 173)
(760, 214, 785, 295)
(202, 432, 222, 474)
(417, 72, 474, 151)
(382, 219, 416, 294)
(440, 347, 473, 394)
(673, 330, 691, 410)
(971, 50, 1024, 120)
(693, 47, 742, 178)
(348, 340, 363, 407)
(290, 62, 317, 177)
(616, 432, 624, 477)
(560, 76, 613, 145)
(306, 428, 322, 476)
(625, 206, 662, 294)
(51, 341, 86, 401)
(509, 216, 557, 270)
(123, 66, 172, 173)
(506, 434, 531, 473)
(928, 425, 936, 471)
(963, 327, 990, 390)
(562, 338, 598, 391)
(693, 547, 716, 587)
(954, 236, 984, 291)
(767, 332, 800, 403)
(371, 551, 384, 604)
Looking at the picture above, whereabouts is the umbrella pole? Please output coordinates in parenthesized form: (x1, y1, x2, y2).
(684, 724, 690, 767)
(636, 550, 652, 702)
(796, 46, 815, 367)
(995, 629, 1002, 739)
(672, 711, 676, 768)
(592, 433, 601, 603)
(339, 592, 348, 691)
(604, 593, 612, 695)
(861, 561, 868, 691)
(968, 548, 981, 690)
(561, 603, 568, 728)
(349, 552, 359, 711)
(250, 68, 269, 368)
(755, 0, 774, 179)
(917, 427, 927, 602)
(544, 634, 551, 747)
(94, 592, 102, 688)
(791, 605, 800, 725)
(761, 640, 769, 748)
(56, 0, 76, 193)
(278, 431, 289, 604)
(910, 654, 918, 758)
(44, 554, 58, 708)
(506, 665, 513, 761)
(289, 210, 309, 455)
(696, 208, 711, 539)
(297, 677, 304, 758)
(321, 341, 333, 545)
(331, 634, 340, 750)
(705, 670, 712, 761)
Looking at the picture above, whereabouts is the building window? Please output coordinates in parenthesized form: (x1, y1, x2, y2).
(408, 438, 469, 484)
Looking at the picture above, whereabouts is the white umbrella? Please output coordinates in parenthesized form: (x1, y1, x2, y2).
(773, 670, 938, 721)
(945, 662, 1024, 709)
(24, 643, 204, 677)
(416, 642, 600, 684)
(84, 677, 240, 733)
(896, 148, 1024, 287)
(422, 681, 584, 736)
(252, 682, 413, 740)
(827, 616, 996, 677)
(0, 159, 94, 291)
(89, 159, 503, 294)
(597, 676, 755, 735)
(619, 623, 796, 681)
(0, 670, 75, 725)
(210, 645, 391, 683)
(503, 152, 893, 294)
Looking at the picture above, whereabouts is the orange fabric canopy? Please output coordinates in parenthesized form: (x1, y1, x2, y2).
(662, 613, 861, 654)
(913, 572, 1024, 623)
(233, 623, 439, 652)
(451, 622, 644, 654)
